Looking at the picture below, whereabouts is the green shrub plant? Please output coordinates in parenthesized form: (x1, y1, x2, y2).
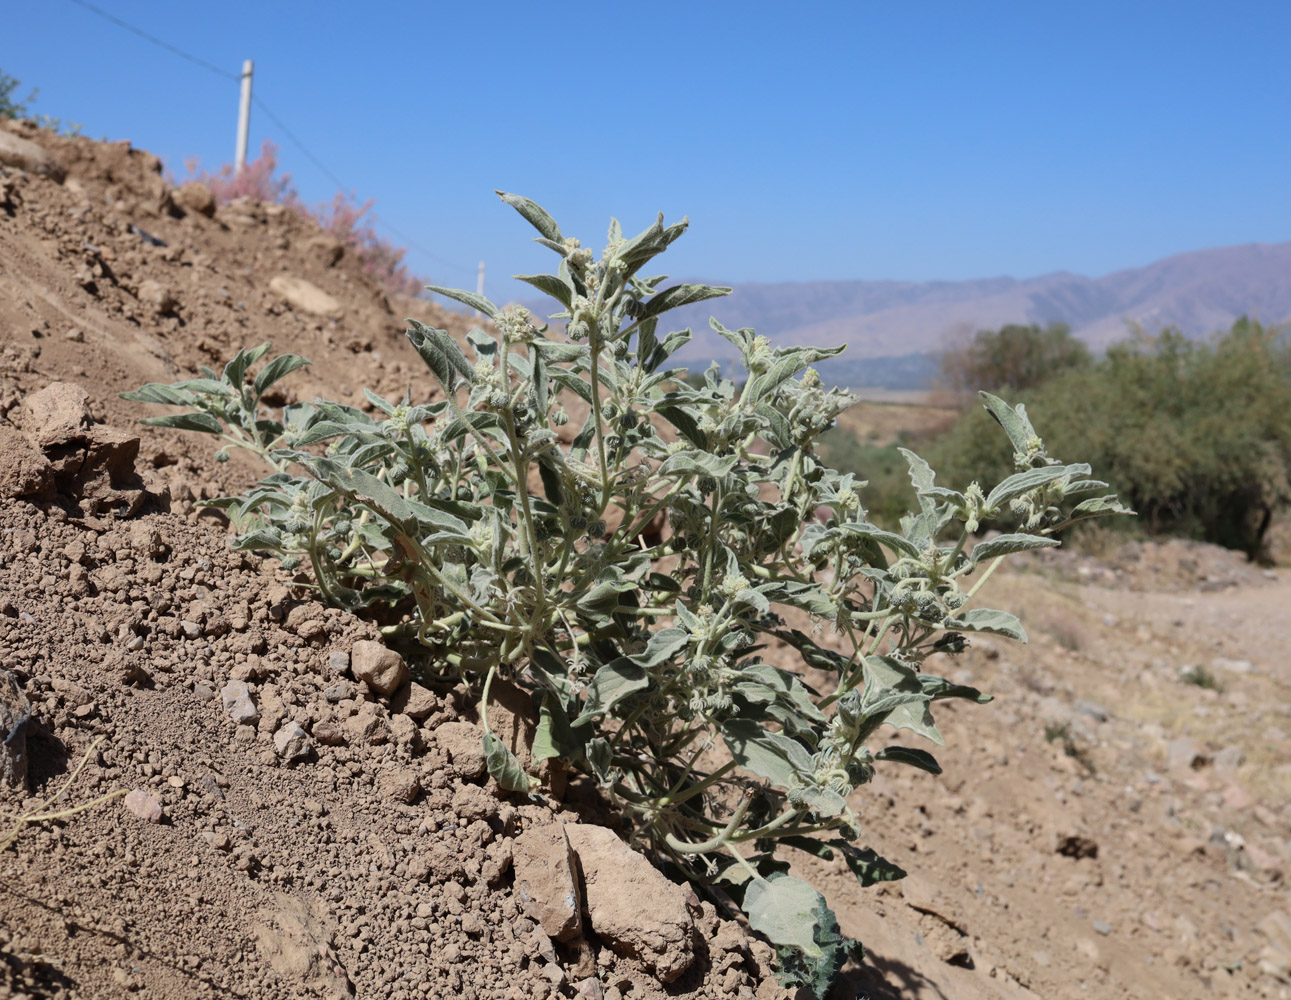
(124, 193, 1128, 995)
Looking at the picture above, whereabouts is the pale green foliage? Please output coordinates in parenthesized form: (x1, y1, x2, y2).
(123, 193, 1129, 995)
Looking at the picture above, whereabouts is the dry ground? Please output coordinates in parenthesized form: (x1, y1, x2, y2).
(2, 119, 1289, 1000)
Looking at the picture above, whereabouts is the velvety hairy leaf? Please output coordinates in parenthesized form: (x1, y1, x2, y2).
(721, 719, 814, 791)
(223, 343, 270, 389)
(744, 876, 827, 959)
(735, 665, 825, 723)
(746, 346, 845, 405)
(140, 412, 224, 434)
(119, 383, 198, 406)
(482, 732, 531, 791)
(861, 656, 941, 745)
(632, 627, 689, 668)
(306, 457, 421, 528)
(496, 190, 563, 244)
(970, 532, 1061, 563)
(406, 319, 474, 391)
(253, 353, 310, 397)
(576, 570, 636, 615)
(537, 455, 563, 506)
(638, 283, 731, 321)
(979, 391, 1039, 457)
(875, 745, 942, 774)
(837, 521, 922, 560)
(533, 693, 583, 762)
(1067, 495, 1133, 519)
(655, 405, 706, 447)
(899, 447, 939, 519)
(292, 420, 356, 446)
(425, 284, 499, 320)
(658, 450, 739, 479)
(513, 273, 572, 310)
(766, 883, 859, 1000)
(949, 607, 1028, 642)
(986, 463, 1091, 509)
(574, 659, 648, 725)
(231, 529, 286, 551)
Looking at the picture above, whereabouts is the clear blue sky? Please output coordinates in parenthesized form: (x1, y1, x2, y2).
(9, 1, 1290, 301)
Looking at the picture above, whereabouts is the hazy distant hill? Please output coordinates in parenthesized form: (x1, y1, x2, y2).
(516, 241, 1291, 389)
(669, 241, 1291, 366)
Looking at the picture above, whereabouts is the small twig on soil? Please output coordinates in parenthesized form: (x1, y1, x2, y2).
(0, 736, 125, 852)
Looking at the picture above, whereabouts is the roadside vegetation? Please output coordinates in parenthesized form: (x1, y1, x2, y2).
(830, 318, 1291, 562)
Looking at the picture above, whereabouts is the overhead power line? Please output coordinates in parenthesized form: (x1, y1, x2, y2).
(62, 0, 476, 278)
(65, 0, 238, 82)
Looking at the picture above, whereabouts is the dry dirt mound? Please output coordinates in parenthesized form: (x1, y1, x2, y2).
(3, 120, 1291, 1000)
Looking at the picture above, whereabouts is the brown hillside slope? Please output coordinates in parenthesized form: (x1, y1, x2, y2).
(2, 120, 1290, 1000)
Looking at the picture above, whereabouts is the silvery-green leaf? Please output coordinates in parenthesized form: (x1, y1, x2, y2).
(948, 607, 1027, 642)
(1066, 495, 1133, 519)
(837, 521, 922, 560)
(970, 533, 1061, 563)
(900, 447, 938, 519)
(584, 737, 613, 781)
(533, 693, 583, 762)
(861, 656, 941, 745)
(482, 732, 531, 792)
(140, 412, 223, 434)
(638, 284, 731, 321)
(766, 884, 859, 999)
(747, 347, 844, 405)
(253, 353, 310, 397)
(119, 383, 198, 406)
(744, 876, 827, 959)
(574, 659, 648, 725)
(549, 370, 595, 405)
(979, 391, 1038, 457)
(656, 406, 706, 447)
(721, 719, 815, 790)
(406, 318, 475, 390)
(875, 745, 942, 774)
(632, 627, 688, 668)
(293, 420, 354, 446)
(361, 384, 395, 412)
(616, 212, 666, 269)
(223, 344, 267, 389)
(986, 463, 1090, 509)
(425, 284, 499, 320)
(515, 273, 573, 310)
(659, 450, 740, 479)
(231, 529, 286, 551)
(496, 191, 563, 244)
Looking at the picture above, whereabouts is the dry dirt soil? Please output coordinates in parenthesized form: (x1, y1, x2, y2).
(2, 120, 1290, 1000)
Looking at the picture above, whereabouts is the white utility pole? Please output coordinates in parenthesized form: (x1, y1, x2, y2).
(235, 59, 254, 174)
(475, 260, 485, 319)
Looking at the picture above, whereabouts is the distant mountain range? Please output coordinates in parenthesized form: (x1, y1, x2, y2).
(514, 241, 1291, 389)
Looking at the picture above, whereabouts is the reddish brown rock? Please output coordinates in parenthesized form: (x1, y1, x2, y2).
(564, 823, 696, 982)
(350, 640, 408, 696)
(513, 824, 582, 942)
(0, 427, 52, 499)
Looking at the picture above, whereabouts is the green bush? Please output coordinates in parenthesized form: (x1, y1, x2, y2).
(0, 69, 35, 120)
(938, 321, 1092, 396)
(124, 193, 1127, 995)
(0, 68, 82, 135)
(925, 318, 1291, 560)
